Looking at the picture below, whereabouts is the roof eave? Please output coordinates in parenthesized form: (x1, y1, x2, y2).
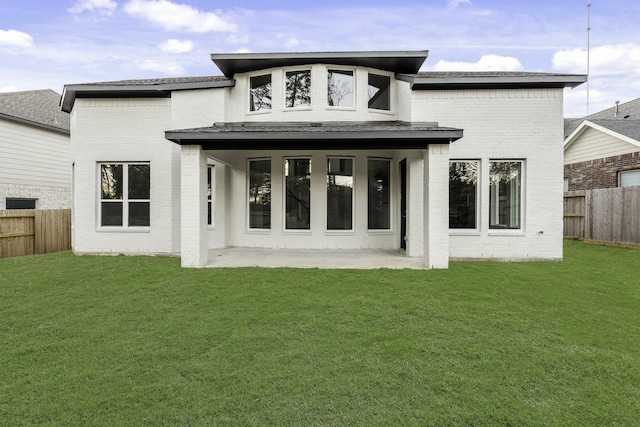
(60, 79, 235, 113)
(0, 112, 70, 135)
(398, 74, 588, 90)
(210, 50, 429, 78)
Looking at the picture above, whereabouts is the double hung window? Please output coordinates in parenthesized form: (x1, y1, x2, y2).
(100, 163, 150, 227)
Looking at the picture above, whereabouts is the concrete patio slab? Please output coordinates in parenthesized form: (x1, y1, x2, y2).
(205, 247, 426, 269)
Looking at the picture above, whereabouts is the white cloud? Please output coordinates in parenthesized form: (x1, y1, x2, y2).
(0, 29, 34, 48)
(284, 38, 299, 48)
(139, 59, 185, 75)
(553, 44, 640, 77)
(124, 0, 237, 33)
(0, 86, 20, 93)
(234, 48, 251, 54)
(158, 39, 193, 53)
(447, 0, 472, 10)
(432, 54, 524, 71)
(68, 0, 118, 15)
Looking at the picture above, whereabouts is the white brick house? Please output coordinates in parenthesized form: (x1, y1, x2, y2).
(61, 51, 586, 268)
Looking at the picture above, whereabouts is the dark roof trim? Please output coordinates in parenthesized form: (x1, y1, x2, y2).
(0, 112, 70, 135)
(165, 124, 462, 151)
(210, 50, 429, 78)
(61, 79, 235, 113)
(397, 73, 588, 90)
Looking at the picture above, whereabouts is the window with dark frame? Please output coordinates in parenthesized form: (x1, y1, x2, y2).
(207, 165, 214, 226)
(285, 70, 311, 108)
(249, 74, 272, 112)
(285, 158, 311, 230)
(368, 73, 391, 111)
(5, 198, 37, 209)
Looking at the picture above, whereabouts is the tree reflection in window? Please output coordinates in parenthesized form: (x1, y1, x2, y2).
(368, 159, 390, 229)
(285, 158, 311, 229)
(327, 158, 353, 230)
(327, 70, 354, 107)
(249, 74, 272, 112)
(449, 161, 478, 229)
(285, 70, 311, 108)
(248, 159, 271, 229)
(489, 161, 522, 229)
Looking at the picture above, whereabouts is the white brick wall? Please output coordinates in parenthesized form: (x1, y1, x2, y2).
(412, 88, 565, 260)
(0, 183, 70, 209)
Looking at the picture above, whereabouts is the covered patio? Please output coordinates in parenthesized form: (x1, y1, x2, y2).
(205, 247, 427, 269)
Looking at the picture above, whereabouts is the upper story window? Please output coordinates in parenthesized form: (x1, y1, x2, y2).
(368, 73, 391, 111)
(327, 69, 354, 108)
(249, 74, 272, 112)
(285, 70, 311, 108)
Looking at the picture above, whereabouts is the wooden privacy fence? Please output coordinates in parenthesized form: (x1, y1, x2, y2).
(0, 209, 71, 259)
(564, 188, 640, 246)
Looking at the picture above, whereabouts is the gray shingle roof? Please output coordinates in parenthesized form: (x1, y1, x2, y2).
(0, 89, 69, 132)
(564, 97, 640, 138)
(76, 75, 230, 86)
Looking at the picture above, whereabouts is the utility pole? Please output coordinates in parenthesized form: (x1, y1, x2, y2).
(586, 1, 591, 115)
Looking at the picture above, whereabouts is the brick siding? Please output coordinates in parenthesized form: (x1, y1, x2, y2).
(564, 151, 640, 190)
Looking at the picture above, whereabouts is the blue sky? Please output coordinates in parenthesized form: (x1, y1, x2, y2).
(1, 0, 638, 117)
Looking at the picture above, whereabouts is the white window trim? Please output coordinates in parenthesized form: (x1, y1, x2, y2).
(326, 67, 356, 110)
(326, 156, 356, 232)
(247, 71, 273, 115)
(247, 157, 272, 232)
(366, 69, 394, 114)
(283, 68, 312, 110)
(449, 159, 481, 234)
(97, 162, 150, 231)
(488, 159, 525, 234)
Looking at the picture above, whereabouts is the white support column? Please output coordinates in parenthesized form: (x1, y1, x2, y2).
(423, 144, 450, 269)
(180, 145, 208, 267)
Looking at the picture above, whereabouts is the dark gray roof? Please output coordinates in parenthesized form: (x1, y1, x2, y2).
(398, 71, 587, 90)
(587, 119, 640, 142)
(166, 121, 463, 150)
(61, 76, 234, 113)
(0, 89, 69, 133)
(211, 50, 429, 78)
(564, 97, 640, 138)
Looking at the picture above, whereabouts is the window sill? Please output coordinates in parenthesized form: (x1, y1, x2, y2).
(247, 110, 272, 116)
(283, 230, 312, 235)
(96, 227, 150, 233)
(283, 107, 312, 112)
(449, 230, 481, 236)
(368, 108, 394, 115)
(488, 230, 525, 237)
(367, 229, 393, 235)
(246, 228, 271, 234)
(325, 230, 355, 236)
(326, 106, 356, 111)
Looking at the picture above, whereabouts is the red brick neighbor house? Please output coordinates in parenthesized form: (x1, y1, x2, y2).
(564, 98, 640, 191)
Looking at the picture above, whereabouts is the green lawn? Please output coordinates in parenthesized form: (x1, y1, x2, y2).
(1, 240, 639, 426)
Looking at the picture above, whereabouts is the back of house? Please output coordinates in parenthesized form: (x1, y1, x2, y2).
(61, 50, 585, 267)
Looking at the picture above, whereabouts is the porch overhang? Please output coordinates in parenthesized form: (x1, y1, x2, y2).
(165, 122, 463, 150)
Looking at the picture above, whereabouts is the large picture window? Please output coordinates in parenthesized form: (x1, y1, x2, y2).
(327, 69, 354, 107)
(368, 158, 391, 229)
(285, 158, 311, 230)
(285, 70, 311, 108)
(248, 159, 271, 229)
(449, 161, 478, 229)
(249, 74, 272, 112)
(489, 161, 522, 230)
(100, 163, 150, 227)
(327, 158, 353, 230)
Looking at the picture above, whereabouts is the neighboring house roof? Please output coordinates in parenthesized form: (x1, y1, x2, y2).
(165, 121, 463, 150)
(564, 119, 640, 151)
(0, 89, 70, 134)
(564, 97, 640, 138)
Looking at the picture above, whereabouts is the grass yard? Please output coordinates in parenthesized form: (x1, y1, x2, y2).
(1, 240, 639, 426)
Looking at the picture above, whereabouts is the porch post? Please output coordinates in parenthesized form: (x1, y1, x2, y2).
(180, 145, 208, 267)
(423, 144, 450, 269)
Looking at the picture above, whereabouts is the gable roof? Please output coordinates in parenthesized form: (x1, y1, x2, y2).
(564, 119, 640, 151)
(564, 97, 640, 138)
(0, 89, 70, 134)
(210, 50, 429, 78)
